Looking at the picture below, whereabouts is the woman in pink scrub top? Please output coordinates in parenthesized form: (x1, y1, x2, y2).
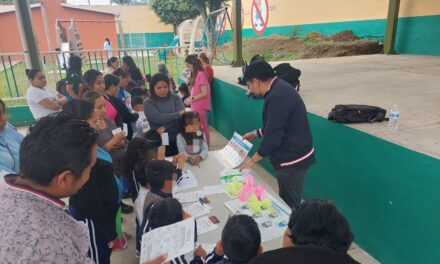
(183, 55, 211, 147)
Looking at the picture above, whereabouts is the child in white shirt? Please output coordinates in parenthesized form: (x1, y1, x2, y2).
(131, 97, 149, 138)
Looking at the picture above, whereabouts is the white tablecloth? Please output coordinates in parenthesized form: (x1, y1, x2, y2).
(179, 150, 290, 251)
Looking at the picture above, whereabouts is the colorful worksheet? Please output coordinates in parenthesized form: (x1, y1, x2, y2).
(223, 192, 291, 242)
(217, 132, 253, 168)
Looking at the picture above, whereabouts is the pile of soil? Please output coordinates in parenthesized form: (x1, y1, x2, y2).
(327, 30, 359, 42)
(220, 30, 383, 62)
(297, 41, 384, 59)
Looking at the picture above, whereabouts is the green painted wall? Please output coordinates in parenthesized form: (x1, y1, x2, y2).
(117, 32, 175, 48)
(395, 15, 440, 56)
(217, 15, 440, 56)
(7, 106, 34, 127)
(209, 78, 440, 264)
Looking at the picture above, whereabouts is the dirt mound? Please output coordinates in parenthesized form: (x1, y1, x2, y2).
(242, 36, 303, 60)
(217, 30, 383, 64)
(305, 32, 326, 42)
(327, 30, 358, 42)
(297, 41, 383, 59)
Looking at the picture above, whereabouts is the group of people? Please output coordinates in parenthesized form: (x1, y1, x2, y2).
(1, 52, 214, 263)
(0, 51, 360, 264)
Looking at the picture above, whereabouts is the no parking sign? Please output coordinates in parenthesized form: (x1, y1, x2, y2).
(251, 0, 269, 34)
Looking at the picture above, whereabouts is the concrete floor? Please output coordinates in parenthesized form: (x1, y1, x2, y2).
(215, 54, 440, 159)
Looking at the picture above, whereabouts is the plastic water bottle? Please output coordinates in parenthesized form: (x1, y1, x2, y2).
(388, 105, 400, 130)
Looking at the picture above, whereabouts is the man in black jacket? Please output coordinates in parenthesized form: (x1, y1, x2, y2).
(240, 61, 315, 210)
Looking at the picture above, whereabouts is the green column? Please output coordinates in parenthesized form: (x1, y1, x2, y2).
(14, 0, 41, 69)
(383, 0, 401, 55)
(231, 0, 244, 67)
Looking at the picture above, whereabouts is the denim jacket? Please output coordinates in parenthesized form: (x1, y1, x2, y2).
(0, 123, 23, 175)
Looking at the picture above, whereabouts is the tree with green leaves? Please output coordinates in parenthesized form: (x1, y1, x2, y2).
(150, 0, 199, 34)
(190, 0, 226, 20)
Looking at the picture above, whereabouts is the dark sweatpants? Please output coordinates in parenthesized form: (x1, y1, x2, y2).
(69, 206, 112, 264)
(276, 165, 311, 210)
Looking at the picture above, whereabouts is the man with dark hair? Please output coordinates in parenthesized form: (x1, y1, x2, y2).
(193, 214, 262, 263)
(0, 114, 98, 263)
(249, 199, 359, 264)
(240, 61, 315, 210)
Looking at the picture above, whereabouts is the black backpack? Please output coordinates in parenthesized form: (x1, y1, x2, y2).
(328, 104, 388, 124)
(274, 63, 301, 91)
(238, 55, 265, 85)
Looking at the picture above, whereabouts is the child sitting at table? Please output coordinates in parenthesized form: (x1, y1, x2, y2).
(131, 136, 185, 221)
(176, 111, 208, 166)
(142, 198, 195, 264)
(193, 215, 262, 264)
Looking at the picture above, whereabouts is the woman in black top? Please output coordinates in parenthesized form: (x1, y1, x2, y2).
(122, 56, 144, 86)
(104, 74, 139, 140)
